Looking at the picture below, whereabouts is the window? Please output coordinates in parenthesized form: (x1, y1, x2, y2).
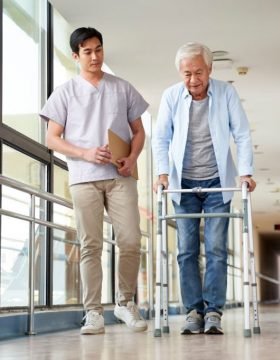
(2, 0, 47, 143)
(1, 145, 47, 306)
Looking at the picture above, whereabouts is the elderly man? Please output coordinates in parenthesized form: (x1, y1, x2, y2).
(153, 42, 256, 334)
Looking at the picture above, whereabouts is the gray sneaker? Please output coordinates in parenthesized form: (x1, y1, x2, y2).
(180, 309, 204, 334)
(204, 312, 224, 334)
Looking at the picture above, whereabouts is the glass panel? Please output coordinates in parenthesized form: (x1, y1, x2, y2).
(138, 113, 152, 235)
(0, 216, 29, 306)
(52, 8, 76, 161)
(53, 165, 75, 228)
(2, 0, 46, 143)
(52, 229, 81, 305)
(137, 235, 148, 308)
(2, 144, 46, 190)
(53, 8, 76, 88)
(53, 165, 71, 201)
(1, 145, 47, 307)
(52, 167, 80, 305)
(0, 215, 46, 307)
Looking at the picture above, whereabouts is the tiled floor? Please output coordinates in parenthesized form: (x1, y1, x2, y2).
(0, 305, 279, 360)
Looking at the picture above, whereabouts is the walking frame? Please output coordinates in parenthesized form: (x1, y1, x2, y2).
(154, 183, 261, 338)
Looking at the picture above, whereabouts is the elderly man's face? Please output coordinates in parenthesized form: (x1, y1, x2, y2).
(179, 55, 211, 100)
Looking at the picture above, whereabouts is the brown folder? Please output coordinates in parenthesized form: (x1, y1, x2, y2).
(108, 129, 138, 180)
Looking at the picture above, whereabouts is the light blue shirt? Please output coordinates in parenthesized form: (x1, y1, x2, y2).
(153, 78, 254, 204)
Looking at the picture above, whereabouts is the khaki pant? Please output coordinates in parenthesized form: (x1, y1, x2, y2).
(70, 177, 141, 313)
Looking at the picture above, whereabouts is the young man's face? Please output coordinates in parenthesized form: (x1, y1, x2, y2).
(179, 55, 212, 100)
(73, 36, 104, 75)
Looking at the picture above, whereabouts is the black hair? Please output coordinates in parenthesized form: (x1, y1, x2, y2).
(70, 27, 103, 54)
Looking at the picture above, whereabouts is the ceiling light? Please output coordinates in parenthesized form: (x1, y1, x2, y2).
(213, 58, 233, 70)
(212, 50, 229, 58)
(270, 188, 280, 193)
(237, 66, 249, 75)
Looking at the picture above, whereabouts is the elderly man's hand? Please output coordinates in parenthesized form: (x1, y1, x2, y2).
(240, 176, 256, 192)
(153, 174, 169, 193)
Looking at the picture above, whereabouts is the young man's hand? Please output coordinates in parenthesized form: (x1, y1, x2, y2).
(83, 145, 112, 164)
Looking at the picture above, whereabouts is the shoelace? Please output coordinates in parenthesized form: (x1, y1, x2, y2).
(205, 313, 221, 322)
(207, 316, 220, 322)
(186, 315, 199, 322)
(127, 304, 142, 320)
(83, 311, 100, 325)
(186, 311, 201, 322)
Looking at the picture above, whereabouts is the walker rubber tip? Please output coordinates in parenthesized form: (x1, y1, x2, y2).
(253, 327, 261, 334)
(162, 326, 170, 333)
(154, 329, 162, 337)
(244, 329, 252, 337)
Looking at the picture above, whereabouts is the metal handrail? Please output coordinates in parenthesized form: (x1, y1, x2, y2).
(0, 175, 153, 334)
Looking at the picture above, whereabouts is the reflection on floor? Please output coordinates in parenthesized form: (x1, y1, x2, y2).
(0, 304, 279, 360)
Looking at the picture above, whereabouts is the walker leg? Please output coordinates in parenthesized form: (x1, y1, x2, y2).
(242, 185, 251, 337)
(154, 187, 163, 337)
(161, 194, 169, 333)
(247, 194, 261, 334)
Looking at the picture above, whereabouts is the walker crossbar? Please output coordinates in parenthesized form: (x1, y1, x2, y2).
(154, 183, 261, 338)
(161, 213, 243, 220)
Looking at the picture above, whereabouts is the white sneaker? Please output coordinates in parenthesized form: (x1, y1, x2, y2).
(80, 310, 105, 335)
(114, 301, 148, 332)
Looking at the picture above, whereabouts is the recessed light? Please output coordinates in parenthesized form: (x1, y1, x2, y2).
(212, 58, 233, 70)
(212, 50, 229, 58)
(270, 188, 280, 193)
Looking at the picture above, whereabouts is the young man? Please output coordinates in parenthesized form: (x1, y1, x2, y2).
(153, 42, 256, 334)
(40, 27, 149, 334)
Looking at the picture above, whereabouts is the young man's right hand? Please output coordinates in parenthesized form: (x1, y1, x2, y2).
(83, 144, 112, 164)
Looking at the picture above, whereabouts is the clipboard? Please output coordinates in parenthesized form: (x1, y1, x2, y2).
(108, 129, 139, 180)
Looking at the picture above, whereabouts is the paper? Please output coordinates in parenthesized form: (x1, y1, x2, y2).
(108, 129, 138, 180)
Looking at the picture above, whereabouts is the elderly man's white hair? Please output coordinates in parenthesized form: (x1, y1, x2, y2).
(175, 42, 213, 71)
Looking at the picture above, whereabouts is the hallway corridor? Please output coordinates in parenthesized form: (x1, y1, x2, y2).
(0, 304, 279, 360)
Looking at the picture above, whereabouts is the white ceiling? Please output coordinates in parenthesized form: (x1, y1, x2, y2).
(50, 0, 280, 236)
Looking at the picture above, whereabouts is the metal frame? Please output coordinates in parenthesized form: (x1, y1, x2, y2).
(0, 175, 153, 335)
(154, 183, 261, 337)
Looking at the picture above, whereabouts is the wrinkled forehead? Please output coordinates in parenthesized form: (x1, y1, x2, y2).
(179, 55, 210, 69)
